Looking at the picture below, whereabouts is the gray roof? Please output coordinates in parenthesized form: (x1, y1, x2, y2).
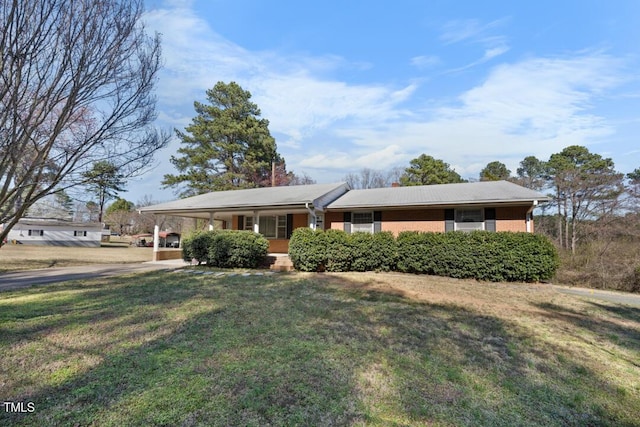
(326, 181, 549, 210)
(14, 218, 102, 228)
(139, 182, 350, 214)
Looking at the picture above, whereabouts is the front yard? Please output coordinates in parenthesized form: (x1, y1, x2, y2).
(0, 271, 638, 426)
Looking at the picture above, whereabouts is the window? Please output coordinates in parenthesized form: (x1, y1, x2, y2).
(243, 216, 254, 231)
(455, 209, 484, 232)
(74, 230, 87, 237)
(351, 212, 373, 233)
(28, 229, 44, 236)
(244, 215, 287, 238)
(260, 216, 277, 238)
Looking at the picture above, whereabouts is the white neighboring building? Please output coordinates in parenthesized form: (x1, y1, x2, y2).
(4, 218, 102, 247)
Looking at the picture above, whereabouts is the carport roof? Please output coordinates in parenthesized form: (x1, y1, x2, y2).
(138, 182, 350, 216)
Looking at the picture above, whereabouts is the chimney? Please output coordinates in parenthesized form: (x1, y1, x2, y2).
(391, 182, 400, 188)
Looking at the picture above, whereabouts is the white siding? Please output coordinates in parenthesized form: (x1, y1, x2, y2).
(7, 222, 102, 247)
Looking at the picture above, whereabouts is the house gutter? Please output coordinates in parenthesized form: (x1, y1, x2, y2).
(526, 200, 538, 233)
(305, 202, 317, 230)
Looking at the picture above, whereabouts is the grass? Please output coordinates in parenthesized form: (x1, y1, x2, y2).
(0, 238, 153, 272)
(0, 270, 638, 426)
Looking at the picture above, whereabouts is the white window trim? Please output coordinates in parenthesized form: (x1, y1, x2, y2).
(454, 208, 485, 232)
(351, 211, 374, 234)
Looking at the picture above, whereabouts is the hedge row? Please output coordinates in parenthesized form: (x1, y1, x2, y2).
(181, 230, 269, 269)
(289, 228, 559, 282)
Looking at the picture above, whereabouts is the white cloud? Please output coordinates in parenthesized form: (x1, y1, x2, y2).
(411, 55, 441, 69)
(143, 2, 629, 186)
(439, 18, 509, 45)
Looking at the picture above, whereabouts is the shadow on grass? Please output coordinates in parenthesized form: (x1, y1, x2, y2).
(534, 301, 640, 357)
(1, 272, 638, 426)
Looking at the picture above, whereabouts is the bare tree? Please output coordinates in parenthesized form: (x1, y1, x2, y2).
(344, 168, 390, 189)
(0, 0, 169, 244)
(134, 194, 184, 235)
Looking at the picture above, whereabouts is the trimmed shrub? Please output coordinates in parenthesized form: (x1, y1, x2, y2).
(288, 228, 327, 272)
(181, 230, 216, 264)
(373, 231, 398, 272)
(396, 231, 441, 274)
(208, 230, 269, 269)
(290, 228, 558, 282)
(396, 231, 559, 282)
(325, 229, 352, 272)
(182, 230, 268, 268)
(349, 231, 397, 272)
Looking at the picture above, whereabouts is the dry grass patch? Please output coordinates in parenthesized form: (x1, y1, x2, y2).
(0, 241, 152, 272)
(0, 271, 638, 426)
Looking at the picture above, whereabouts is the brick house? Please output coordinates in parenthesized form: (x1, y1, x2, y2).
(139, 180, 548, 260)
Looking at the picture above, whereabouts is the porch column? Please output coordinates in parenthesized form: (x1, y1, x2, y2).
(253, 211, 260, 234)
(209, 212, 215, 231)
(153, 223, 159, 260)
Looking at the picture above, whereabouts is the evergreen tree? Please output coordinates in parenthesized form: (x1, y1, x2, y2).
(479, 161, 511, 181)
(82, 161, 126, 222)
(400, 154, 466, 186)
(163, 81, 283, 197)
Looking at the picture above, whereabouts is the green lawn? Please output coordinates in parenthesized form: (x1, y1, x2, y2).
(0, 271, 638, 426)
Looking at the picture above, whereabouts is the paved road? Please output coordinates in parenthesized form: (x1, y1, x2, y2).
(0, 260, 188, 291)
(552, 285, 640, 307)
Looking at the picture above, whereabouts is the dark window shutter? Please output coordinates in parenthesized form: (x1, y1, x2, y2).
(373, 211, 382, 233)
(445, 209, 455, 232)
(485, 208, 496, 232)
(343, 212, 351, 233)
(286, 214, 294, 239)
(238, 215, 244, 230)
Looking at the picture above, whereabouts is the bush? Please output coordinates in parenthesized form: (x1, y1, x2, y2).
(181, 230, 216, 264)
(350, 231, 397, 272)
(290, 228, 558, 282)
(208, 231, 269, 269)
(395, 231, 559, 282)
(325, 229, 352, 272)
(290, 229, 398, 273)
(181, 230, 268, 268)
(288, 228, 327, 272)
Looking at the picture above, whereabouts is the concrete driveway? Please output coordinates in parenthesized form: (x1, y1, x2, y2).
(0, 260, 189, 291)
(552, 285, 640, 307)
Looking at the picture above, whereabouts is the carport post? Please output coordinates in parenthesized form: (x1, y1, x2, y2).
(153, 224, 159, 254)
(209, 212, 214, 231)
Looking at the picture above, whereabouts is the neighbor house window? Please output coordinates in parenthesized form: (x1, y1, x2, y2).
(455, 209, 484, 232)
(28, 229, 44, 236)
(351, 212, 374, 233)
(74, 230, 87, 237)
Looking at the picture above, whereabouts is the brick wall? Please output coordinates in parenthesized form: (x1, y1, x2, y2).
(495, 206, 529, 232)
(380, 209, 445, 234)
(325, 206, 533, 235)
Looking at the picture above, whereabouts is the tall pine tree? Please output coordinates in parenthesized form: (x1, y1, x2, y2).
(163, 81, 283, 197)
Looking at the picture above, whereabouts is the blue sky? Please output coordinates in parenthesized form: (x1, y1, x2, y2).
(133, 0, 640, 203)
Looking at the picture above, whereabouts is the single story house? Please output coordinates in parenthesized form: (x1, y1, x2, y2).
(139, 180, 549, 261)
(3, 218, 103, 247)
